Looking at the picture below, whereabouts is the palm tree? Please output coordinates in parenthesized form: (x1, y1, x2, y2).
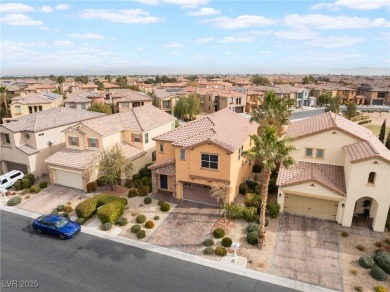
(243, 126, 295, 249)
(56, 76, 65, 94)
(210, 182, 231, 222)
(0, 86, 10, 119)
(250, 91, 294, 134)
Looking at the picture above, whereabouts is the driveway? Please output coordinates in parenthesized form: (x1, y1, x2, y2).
(270, 214, 343, 291)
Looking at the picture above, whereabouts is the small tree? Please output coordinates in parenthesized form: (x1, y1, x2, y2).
(325, 97, 340, 114)
(187, 94, 200, 120)
(210, 182, 231, 222)
(379, 119, 386, 143)
(56, 76, 65, 94)
(104, 75, 112, 83)
(87, 103, 112, 115)
(385, 132, 390, 150)
(251, 75, 270, 86)
(344, 101, 358, 120)
(116, 76, 128, 88)
(317, 92, 332, 107)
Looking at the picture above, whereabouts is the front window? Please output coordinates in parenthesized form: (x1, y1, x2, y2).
(160, 144, 164, 153)
(201, 154, 218, 170)
(152, 151, 156, 161)
(15, 106, 21, 113)
(88, 138, 98, 148)
(69, 136, 78, 146)
(122, 102, 129, 108)
(145, 133, 149, 144)
(316, 149, 324, 159)
(81, 103, 86, 110)
(38, 106, 42, 111)
(229, 97, 233, 104)
(162, 101, 170, 108)
(69, 103, 75, 109)
(2, 133, 11, 144)
(305, 148, 313, 157)
(180, 149, 185, 160)
(368, 172, 376, 184)
(133, 134, 142, 143)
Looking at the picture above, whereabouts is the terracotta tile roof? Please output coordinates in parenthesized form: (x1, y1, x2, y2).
(148, 158, 176, 170)
(111, 89, 152, 101)
(16, 144, 38, 155)
(64, 94, 92, 103)
(277, 161, 346, 195)
(344, 141, 382, 163)
(65, 91, 105, 101)
(118, 142, 146, 161)
(286, 112, 390, 162)
(153, 88, 184, 100)
(12, 93, 62, 105)
(45, 148, 100, 170)
(154, 109, 259, 153)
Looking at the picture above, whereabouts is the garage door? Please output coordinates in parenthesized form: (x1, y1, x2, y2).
(55, 169, 83, 190)
(372, 100, 384, 106)
(183, 182, 217, 206)
(6, 162, 28, 174)
(284, 194, 338, 221)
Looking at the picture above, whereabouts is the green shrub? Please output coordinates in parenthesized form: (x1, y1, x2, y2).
(137, 230, 146, 239)
(60, 212, 69, 218)
(386, 218, 390, 231)
(128, 189, 138, 198)
(254, 185, 262, 195)
(222, 237, 233, 248)
(24, 173, 34, 186)
(158, 200, 165, 206)
(375, 285, 388, 292)
(7, 196, 21, 206)
(239, 183, 248, 195)
(21, 189, 29, 195)
(214, 246, 227, 256)
(102, 223, 112, 231)
(39, 181, 48, 189)
(141, 176, 150, 185)
(136, 215, 146, 224)
(35, 186, 41, 193)
(21, 177, 31, 189)
(203, 238, 214, 247)
(154, 215, 160, 220)
(145, 220, 155, 229)
(359, 255, 375, 269)
(252, 164, 261, 173)
(204, 247, 214, 255)
(226, 202, 244, 219)
(75, 194, 121, 220)
(64, 205, 73, 213)
(268, 203, 280, 218)
(132, 174, 141, 180)
(75, 218, 85, 225)
(29, 186, 36, 193)
(133, 179, 142, 188)
(96, 177, 107, 187)
(341, 231, 349, 237)
(244, 193, 261, 208)
(247, 223, 260, 233)
(130, 224, 141, 233)
(138, 168, 148, 175)
(138, 185, 148, 197)
(116, 217, 128, 226)
(246, 180, 258, 191)
(374, 251, 390, 274)
(97, 199, 127, 224)
(375, 241, 383, 248)
(370, 266, 387, 281)
(247, 231, 258, 245)
(356, 244, 365, 251)
(385, 237, 390, 245)
(213, 228, 225, 238)
(13, 180, 22, 191)
(86, 181, 97, 193)
(57, 205, 65, 211)
(243, 207, 257, 222)
(144, 197, 152, 204)
(51, 209, 59, 215)
(160, 202, 170, 212)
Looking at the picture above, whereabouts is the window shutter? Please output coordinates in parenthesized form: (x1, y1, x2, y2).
(76, 137, 79, 146)
(68, 136, 72, 146)
(87, 138, 91, 147)
(96, 139, 99, 148)
(131, 133, 135, 142)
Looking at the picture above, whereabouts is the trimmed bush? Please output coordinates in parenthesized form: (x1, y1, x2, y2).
(244, 193, 261, 208)
(239, 183, 248, 195)
(154, 215, 160, 221)
(204, 247, 214, 255)
(7, 196, 22, 206)
(64, 205, 73, 213)
(141, 176, 150, 185)
(97, 199, 127, 224)
(213, 228, 225, 239)
(203, 238, 214, 247)
(137, 230, 146, 239)
(57, 205, 65, 211)
(160, 202, 171, 212)
(370, 266, 387, 281)
(132, 174, 141, 180)
(21, 189, 29, 195)
(34, 186, 41, 193)
(215, 246, 227, 256)
(158, 200, 165, 206)
(247, 231, 258, 245)
(60, 212, 69, 218)
(136, 215, 147, 224)
(21, 177, 31, 189)
(13, 180, 22, 191)
(75, 218, 85, 225)
(341, 231, 349, 237)
(246, 180, 258, 191)
(374, 251, 390, 274)
(116, 217, 128, 226)
(96, 176, 107, 187)
(254, 185, 262, 195)
(75, 194, 126, 221)
(247, 223, 260, 233)
(124, 179, 133, 188)
(86, 181, 97, 193)
(359, 255, 375, 269)
(376, 241, 383, 248)
(375, 286, 388, 292)
(222, 237, 233, 248)
(268, 203, 280, 218)
(133, 179, 142, 188)
(143, 197, 152, 204)
(39, 181, 48, 189)
(138, 185, 148, 197)
(128, 189, 138, 198)
(252, 164, 261, 173)
(24, 173, 34, 186)
(356, 244, 365, 251)
(102, 223, 112, 231)
(29, 186, 36, 193)
(130, 224, 141, 233)
(243, 207, 257, 222)
(145, 220, 155, 229)
(226, 202, 244, 219)
(51, 209, 59, 215)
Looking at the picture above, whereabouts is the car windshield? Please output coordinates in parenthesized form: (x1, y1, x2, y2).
(53, 217, 70, 228)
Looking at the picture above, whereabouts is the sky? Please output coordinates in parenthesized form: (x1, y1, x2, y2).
(0, 0, 389, 76)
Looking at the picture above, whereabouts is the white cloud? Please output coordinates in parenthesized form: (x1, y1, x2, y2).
(219, 36, 255, 43)
(39, 26, 50, 30)
(137, 0, 208, 7)
(306, 36, 364, 48)
(2, 40, 47, 47)
(79, 9, 162, 24)
(69, 33, 104, 39)
(187, 7, 220, 16)
(0, 3, 35, 13)
(258, 50, 272, 54)
(41, 6, 54, 13)
(274, 29, 318, 40)
(284, 14, 390, 29)
(54, 40, 73, 47)
(163, 42, 184, 48)
(312, 0, 390, 10)
(249, 30, 274, 36)
(169, 51, 178, 55)
(55, 4, 71, 11)
(203, 15, 279, 29)
(194, 37, 213, 44)
(1, 14, 43, 26)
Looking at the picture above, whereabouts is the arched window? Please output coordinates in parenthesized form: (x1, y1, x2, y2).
(38, 106, 42, 111)
(368, 172, 376, 184)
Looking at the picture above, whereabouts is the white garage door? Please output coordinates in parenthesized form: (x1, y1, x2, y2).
(55, 169, 84, 190)
(284, 194, 338, 221)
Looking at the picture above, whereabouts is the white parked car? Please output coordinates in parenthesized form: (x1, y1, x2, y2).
(0, 170, 24, 192)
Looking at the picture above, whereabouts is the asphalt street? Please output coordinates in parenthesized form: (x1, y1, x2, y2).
(0, 210, 296, 292)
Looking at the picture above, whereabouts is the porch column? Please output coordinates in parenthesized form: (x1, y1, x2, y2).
(151, 170, 158, 194)
(372, 203, 389, 232)
(341, 197, 356, 228)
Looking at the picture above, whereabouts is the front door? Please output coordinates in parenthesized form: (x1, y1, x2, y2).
(160, 175, 168, 189)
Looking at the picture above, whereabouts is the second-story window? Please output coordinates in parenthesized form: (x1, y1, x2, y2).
(305, 148, 313, 157)
(160, 144, 164, 153)
(69, 136, 79, 146)
(152, 151, 156, 161)
(201, 154, 218, 170)
(316, 149, 324, 159)
(133, 134, 142, 143)
(368, 172, 376, 185)
(162, 101, 170, 108)
(88, 138, 98, 148)
(15, 106, 21, 114)
(81, 103, 86, 110)
(2, 133, 11, 145)
(238, 145, 243, 160)
(122, 102, 129, 108)
(180, 149, 185, 160)
(229, 97, 233, 104)
(145, 133, 149, 144)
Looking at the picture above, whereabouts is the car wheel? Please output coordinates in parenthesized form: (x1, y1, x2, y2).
(36, 228, 42, 234)
(59, 234, 65, 240)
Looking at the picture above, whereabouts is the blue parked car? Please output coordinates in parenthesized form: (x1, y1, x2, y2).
(32, 214, 81, 240)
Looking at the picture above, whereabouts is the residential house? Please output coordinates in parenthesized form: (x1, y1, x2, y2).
(296, 88, 313, 107)
(109, 89, 153, 113)
(336, 87, 357, 104)
(152, 88, 186, 115)
(357, 86, 390, 106)
(276, 112, 390, 232)
(45, 105, 176, 191)
(4, 93, 63, 123)
(246, 89, 264, 113)
(148, 109, 259, 205)
(197, 89, 247, 114)
(0, 108, 104, 176)
(64, 91, 106, 110)
(70, 83, 98, 93)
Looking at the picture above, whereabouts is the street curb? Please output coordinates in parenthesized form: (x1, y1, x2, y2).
(1, 205, 337, 292)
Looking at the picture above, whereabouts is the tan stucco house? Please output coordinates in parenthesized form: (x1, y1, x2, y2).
(277, 112, 390, 232)
(149, 109, 259, 205)
(45, 105, 176, 191)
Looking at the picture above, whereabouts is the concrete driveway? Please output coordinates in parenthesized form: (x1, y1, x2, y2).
(270, 214, 343, 291)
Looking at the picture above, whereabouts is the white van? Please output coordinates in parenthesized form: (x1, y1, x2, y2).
(0, 170, 24, 192)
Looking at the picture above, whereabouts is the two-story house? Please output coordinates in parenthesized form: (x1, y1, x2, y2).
(357, 86, 390, 106)
(276, 112, 390, 232)
(44, 105, 176, 191)
(109, 89, 153, 113)
(148, 109, 259, 205)
(64, 92, 106, 110)
(197, 89, 247, 114)
(0, 108, 104, 176)
(152, 88, 185, 115)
